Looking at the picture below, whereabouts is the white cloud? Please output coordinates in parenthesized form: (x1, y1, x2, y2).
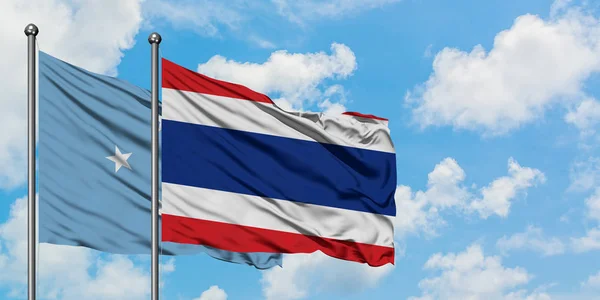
(550, 0, 574, 18)
(533, 271, 600, 299)
(422, 157, 471, 208)
(272, 0, 401, 25)
(569, 157, 600, 192)
(0, 196, 169, 299)
(565, 98, 600, 137)
(160, 257, 176, 273)
(197, 43, 357, 113)
(393, 185, 445, 238)
(0, 0, 144, 189)
(424, 44, 434, 58)
(570, 188, 600, 253)
(496, 226, 566, 256)
(504, 289, 552, 300)
(409, 244, 541, 300)
(316, 85, 349, 116)
(67, 256, 150, 300)
(394, 158, 469, 237)
(143, 0, 244, 37)
(469, 158, 546, 219)
(248, 35, 277, 49)
(571, 228, 600, 253)
(406, 5, 600, 135)
(260, 251, 394, 300)
(194, 285, 228, 300)
(145, 0, 399, 39)
(581, 270, 600, 289)
(395, 157, 545, 237)
(585, 188, 600, 222)
(144, 0, 397, 46)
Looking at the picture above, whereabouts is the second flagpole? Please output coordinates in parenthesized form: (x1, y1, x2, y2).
(149, 32, 162, 300)
(25, 23, 39, 300)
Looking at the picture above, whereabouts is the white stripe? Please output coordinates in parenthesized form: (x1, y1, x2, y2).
(162, 88, 395, 153)
(162, 183, 395, 247)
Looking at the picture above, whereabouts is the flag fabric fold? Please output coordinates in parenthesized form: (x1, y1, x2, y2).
(160, 58, 397, 267)
(38, 51, 282, 269)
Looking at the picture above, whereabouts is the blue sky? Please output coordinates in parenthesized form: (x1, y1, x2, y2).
(1, 0, 600, 299)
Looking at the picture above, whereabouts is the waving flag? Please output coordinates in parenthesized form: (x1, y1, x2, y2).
(161, 58, 397, 266)
(38, 51, 282, 269)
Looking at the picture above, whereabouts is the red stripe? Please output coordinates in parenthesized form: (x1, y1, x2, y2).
(343, 112, 388, 121)
(162, 214, 394, 267)
(162, 58, 274, 104)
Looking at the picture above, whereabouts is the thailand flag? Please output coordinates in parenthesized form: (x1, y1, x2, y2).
(160, 58, 397, 267)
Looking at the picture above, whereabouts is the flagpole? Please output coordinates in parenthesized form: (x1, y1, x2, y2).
(149, 32, 162, 300)
(24, 23, 39, 300)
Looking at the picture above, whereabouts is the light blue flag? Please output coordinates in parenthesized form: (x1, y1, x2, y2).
(38, 51, 282, 269)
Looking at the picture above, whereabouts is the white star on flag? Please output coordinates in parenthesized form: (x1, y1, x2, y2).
(106, 145, 132, 172)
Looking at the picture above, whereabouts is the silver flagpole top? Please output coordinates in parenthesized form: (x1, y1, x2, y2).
(24, 24, 39, 36)
(148, 32, 162, 44)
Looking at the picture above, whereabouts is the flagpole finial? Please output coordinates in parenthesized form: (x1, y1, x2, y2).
(148, 32, 162, 44)
(24, 24, 39, 36)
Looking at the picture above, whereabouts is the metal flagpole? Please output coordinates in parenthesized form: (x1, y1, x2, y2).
(148, 32, 162, 300)
(25, 23, 39, 300)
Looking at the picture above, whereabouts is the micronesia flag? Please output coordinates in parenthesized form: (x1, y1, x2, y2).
(161, 59, 397, 266)
(38, 51, 282, 269)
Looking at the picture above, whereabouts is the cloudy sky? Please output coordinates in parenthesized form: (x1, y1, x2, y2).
(1, 0, 600, 299)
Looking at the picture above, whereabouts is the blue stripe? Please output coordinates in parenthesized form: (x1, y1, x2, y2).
(162, 120, 397, 216)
